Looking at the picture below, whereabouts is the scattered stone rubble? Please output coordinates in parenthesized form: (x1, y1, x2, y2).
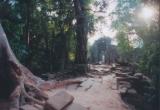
(3, 64, 154, 110)
(115, 67, 155, 110)
(20, 91, 88, 110)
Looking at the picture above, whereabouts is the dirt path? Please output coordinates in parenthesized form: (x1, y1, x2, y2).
(47, 65, 130, 110)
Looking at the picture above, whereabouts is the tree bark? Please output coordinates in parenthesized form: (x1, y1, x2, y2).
(0, 22, 82, 110)
(73, 0, 88, 73)
(0, 23, 48, 109)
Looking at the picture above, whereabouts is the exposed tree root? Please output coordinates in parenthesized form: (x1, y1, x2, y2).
(0, 24, 83, 110)
(39, 80, 82, 91)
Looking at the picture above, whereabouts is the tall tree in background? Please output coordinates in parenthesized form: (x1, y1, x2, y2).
(73, 0, 95, 72)
(73, 0, 88, 72)
(0, 0, 95, 74)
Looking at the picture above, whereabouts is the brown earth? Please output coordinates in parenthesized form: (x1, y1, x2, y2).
(46, 65, 130, 110)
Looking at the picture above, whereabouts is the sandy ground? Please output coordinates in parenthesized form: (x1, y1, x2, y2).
(47, 74, 130, 110)
(0, 65, 131, 110)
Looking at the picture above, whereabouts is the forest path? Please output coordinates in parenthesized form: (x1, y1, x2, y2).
(47, 65, 130, 110)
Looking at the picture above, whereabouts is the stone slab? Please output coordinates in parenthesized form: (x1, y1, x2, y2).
(45, 91, 74, 110)
(64, 103, 88, 110)
(77, 78, 94, 91)
(20, 105, 39, 110)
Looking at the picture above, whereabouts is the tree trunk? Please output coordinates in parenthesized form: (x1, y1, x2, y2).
(73, 0, 88, 73)
(25, 1, 31, 46)
(0, 23, 48, 109)
(0, 23, 82, 110)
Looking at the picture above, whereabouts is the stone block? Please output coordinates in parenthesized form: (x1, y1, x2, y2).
(45, 91, 74, 110)
(64, 103, 87, 110)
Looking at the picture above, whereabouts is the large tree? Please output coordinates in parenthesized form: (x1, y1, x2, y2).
(73, 0, 94, 73)
(0, 23, 82, 110)
(0, 23, 53, 109)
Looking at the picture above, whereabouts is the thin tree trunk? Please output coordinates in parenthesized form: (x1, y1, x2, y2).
(26, 1, 31, 46)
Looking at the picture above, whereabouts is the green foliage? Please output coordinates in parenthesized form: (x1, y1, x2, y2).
(112, 0, 159, 63)
(113, 0, 160, 108)
(0, 0, 95, 74)
(1, 17, 28, 63)
(139, 41, 160, 74)
(116, 32, 132, 54)
(112, 0, 140, 31)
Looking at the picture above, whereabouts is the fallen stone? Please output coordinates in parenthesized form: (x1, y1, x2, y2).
(111, 78, 118, 90)
(142, 76, 152, 85)
(45, 91, 74, 110)
(118, 81, 131, 88)
(127, 89, 137, 96)
(64, 103, 87, 110)
(66, 84, 79, 90)
(112, 64, 116, 68)
(115, 73, 129, 77)
(20, 105, 39, 110)
(115, 67, 123, 71)
(78, 78, 94, 91)
(119, 87, 128, 94)
(117, 76, 138, 83)
(134, 73, 143, 79)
